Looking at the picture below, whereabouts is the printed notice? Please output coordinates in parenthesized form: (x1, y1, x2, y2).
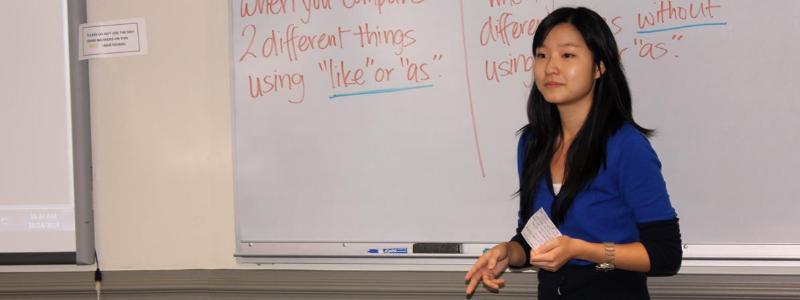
(79, 18, 147, 60)
(521, 208, 562, 250)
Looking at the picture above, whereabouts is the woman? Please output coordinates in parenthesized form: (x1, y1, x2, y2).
(465, 7, 682, 299)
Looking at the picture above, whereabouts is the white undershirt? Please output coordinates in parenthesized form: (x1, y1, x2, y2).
(553, 183, 562, 195)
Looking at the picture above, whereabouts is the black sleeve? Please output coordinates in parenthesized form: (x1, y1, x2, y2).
(508, 233, 532, 268)
(509, 130, 532, 269)
(638, 218, 682, 276)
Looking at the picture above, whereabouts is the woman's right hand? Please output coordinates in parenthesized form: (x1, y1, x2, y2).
(464, 242, 511, 296)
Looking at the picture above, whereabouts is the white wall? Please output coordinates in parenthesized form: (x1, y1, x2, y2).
(88, 0, 236, 270)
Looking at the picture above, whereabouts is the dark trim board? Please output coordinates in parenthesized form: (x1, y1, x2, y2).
(0, 253, 75, 265)
(0, 270, 799, 299)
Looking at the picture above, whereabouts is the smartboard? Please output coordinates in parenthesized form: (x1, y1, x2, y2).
(0, 0, 93, 265)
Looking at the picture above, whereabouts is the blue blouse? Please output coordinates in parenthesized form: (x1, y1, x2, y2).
(517, 123, 677, 265)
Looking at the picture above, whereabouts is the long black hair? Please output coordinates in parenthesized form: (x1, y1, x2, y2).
(518, 7, 652, 225)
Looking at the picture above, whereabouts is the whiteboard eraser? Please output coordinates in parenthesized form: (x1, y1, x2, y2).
(412, 243, 462, 254)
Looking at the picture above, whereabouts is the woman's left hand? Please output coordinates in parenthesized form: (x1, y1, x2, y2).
(530, 235, 578, 272)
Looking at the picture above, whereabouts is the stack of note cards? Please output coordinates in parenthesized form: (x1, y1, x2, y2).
(522, 208, 562, 250)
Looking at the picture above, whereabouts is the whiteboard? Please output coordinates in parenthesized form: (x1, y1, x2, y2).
(231, 0, 800, 261)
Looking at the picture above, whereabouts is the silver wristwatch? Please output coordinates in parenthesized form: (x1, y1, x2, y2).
(595, 242, 616, 271)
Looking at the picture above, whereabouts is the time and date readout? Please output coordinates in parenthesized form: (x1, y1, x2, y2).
(0, 211, 73, 231)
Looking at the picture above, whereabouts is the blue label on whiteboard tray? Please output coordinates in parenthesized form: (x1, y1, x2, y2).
(383, 247, 408, 254)
(367, 248, 379, 254)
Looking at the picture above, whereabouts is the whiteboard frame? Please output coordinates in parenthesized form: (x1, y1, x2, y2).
(68, 0, 95, 266)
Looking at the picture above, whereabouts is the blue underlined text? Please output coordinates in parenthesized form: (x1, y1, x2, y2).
(329, 84, 434, 100)
(637, 22, 728, 34)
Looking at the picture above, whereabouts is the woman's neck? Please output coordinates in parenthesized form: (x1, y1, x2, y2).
(557, 99, 591, 139)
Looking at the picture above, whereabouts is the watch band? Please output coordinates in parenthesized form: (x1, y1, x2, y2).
(595, 242, 616, 271)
